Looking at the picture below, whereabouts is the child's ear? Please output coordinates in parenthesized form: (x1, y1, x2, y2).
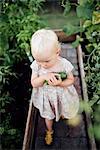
(56, 49, 61, 55)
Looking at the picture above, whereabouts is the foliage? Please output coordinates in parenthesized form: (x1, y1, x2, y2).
(63, 24, 84, 36)
(61, 0, 71, 15)
(62, 0, 100, 141)
(76, 1, 94, 20)
(0, 0, 46, 149)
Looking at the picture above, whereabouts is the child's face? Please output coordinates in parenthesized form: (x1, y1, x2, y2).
(34, 49, 59, 69)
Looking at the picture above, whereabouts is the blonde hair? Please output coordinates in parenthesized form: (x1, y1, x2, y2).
(31, 29, 60, 57)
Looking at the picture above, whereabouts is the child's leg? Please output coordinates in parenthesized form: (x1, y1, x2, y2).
(45, 118, 54, 145)
(45, 118, 53, 131)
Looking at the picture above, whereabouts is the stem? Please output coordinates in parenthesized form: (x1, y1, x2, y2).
(70, 3, 78, 7)
(87, 48, 97, 64)
(61, 0, 78, 7)
(87, 48, 97, 71)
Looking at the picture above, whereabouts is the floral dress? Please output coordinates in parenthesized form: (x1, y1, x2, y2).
(30, 57, 79, 121)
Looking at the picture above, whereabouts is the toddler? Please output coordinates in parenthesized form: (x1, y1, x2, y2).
(30, 29, 79, 145)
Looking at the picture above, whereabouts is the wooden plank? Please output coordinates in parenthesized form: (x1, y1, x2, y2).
(22, 99, 38, 150)
(35, 114, 89, 150)
(77, 44, 97, 150)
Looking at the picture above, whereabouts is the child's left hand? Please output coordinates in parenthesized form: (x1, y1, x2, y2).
(48, 73, 62, 86)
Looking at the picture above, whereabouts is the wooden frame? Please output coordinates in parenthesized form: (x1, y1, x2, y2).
(22, 99, 38, 150)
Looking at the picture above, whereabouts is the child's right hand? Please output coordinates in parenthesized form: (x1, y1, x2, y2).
(43, 73, 62, 86)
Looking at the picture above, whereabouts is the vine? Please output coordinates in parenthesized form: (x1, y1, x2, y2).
(62, 0, 100, 141)
(0, 0, 46, 149)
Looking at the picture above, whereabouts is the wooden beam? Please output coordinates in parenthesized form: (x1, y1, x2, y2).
(77, 44, 97, 150)
(22, 99, 38, 150)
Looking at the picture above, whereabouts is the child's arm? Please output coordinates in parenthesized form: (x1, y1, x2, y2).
(44, 72, 74, 87)
(31, 73, 59, 88)
(31, 74, 45, 88)
(59, 72, 74, 87)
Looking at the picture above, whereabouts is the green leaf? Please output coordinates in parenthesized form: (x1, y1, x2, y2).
(86, 44, 94, 53)
(93, 125, 100, 139)
(92, 11, 100, 25)
(89, 95, 99, 106)
(7, 129, 17, 135)
(72, 36, 83, 48)
(63, 24, 83, 36)
(0, 34, 9, 55)
(79, 0, 88, 6)
(76, 3, 94, 20)
(0, 127, 5, 135)
(79, 101, 92, 113)
(72, 39, 80, 48)
(79, 0, 94, 6)
(63, 1, 71, 15)
(83, 20, 92, 28)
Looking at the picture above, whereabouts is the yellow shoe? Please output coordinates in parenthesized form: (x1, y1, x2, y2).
(45, 130, 54, 145)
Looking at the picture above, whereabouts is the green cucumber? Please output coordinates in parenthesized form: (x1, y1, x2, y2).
(44, 72, 67, 85)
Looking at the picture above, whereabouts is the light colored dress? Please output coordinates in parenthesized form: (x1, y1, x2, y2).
(30, 57, 79, 121)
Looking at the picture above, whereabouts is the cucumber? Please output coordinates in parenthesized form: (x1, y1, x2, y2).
(58, 72, 67, 80)
(44, 72, 67, 85)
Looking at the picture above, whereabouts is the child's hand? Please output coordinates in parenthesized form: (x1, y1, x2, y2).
(48, 73, 62, 86)
(44, 73, 62, 86)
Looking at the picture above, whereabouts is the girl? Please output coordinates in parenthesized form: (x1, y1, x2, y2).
(30, 29, 79, 145)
